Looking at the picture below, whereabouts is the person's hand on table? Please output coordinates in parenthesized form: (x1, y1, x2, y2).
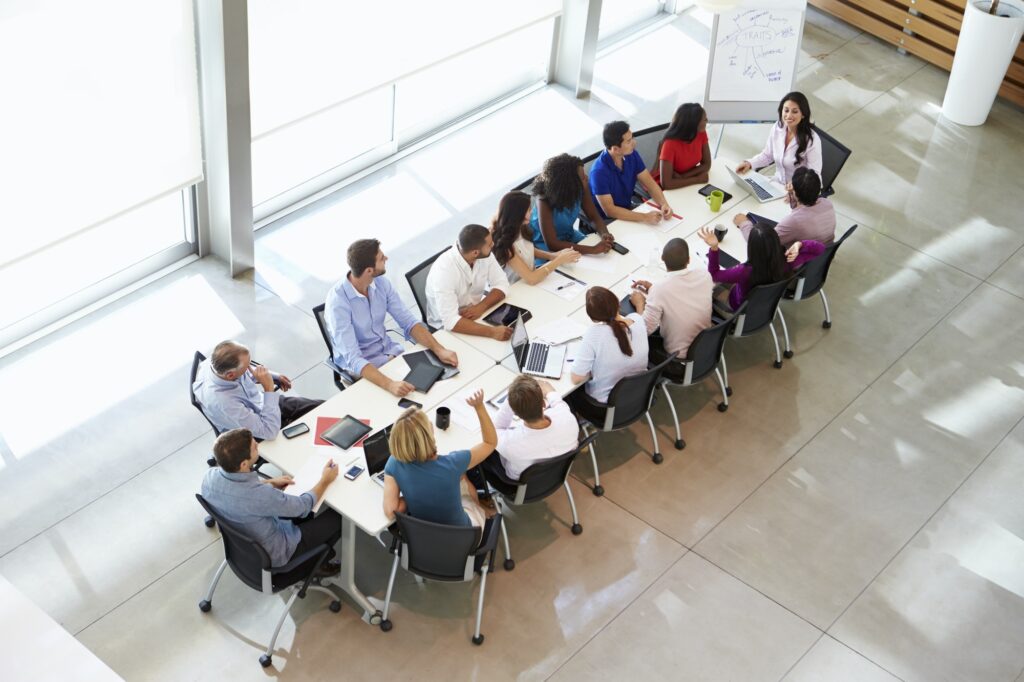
(735, 161, 752, 174)
(697, 226, 720, 250)
(465, 388, 485, 410)
(490, 326, 513, 341)
(554, 248, 581, 266)
(580, 241, 612, 255)
(275, 374, 293, 392)
(732, 213, 748, 227)
(435, 347, 459, 367)
(536, 379, 555, 394)
(600, 231, 616, 243)
(785, 241, 802, 263)
(388, 379, 416, 397)
(640, 210, 662, 226)
(660, 203, 674, 220)
(265, 475, 294, 490)
(458, 303, 485, 321)
(251, 365, 276, 392)
(320, 459, 339, 484)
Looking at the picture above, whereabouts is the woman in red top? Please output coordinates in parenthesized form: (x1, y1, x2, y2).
(654, 103, 712, 189)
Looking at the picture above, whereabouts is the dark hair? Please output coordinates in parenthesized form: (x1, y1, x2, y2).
(533, 154, 584, 212)
(603, 120, 631, 150)
(661, 238, 690, 272)
(211, 340, 248, 375)
(347, 238, 380, 275)
(491, 191, 533, 267)
(664, 103, 705, 143)
(213, 428, 253, 472)
(586, 287, 632, 357)
(745, 225, 786, 288)
(458, 224, 490, 253)
(790, 167, 821, 206)
(507, 374, 545, 422)
(778, 92, 814, 166)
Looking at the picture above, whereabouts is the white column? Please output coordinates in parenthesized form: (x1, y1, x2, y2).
(552, 0, 604, 98)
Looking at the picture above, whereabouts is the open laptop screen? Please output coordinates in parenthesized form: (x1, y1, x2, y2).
(362, 426, 392, 475)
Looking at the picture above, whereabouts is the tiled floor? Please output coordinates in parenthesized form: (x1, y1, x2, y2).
(2, 8, 1024, 681)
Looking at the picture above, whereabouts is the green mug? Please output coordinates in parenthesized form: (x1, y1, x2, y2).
(705, 190, 724, 212)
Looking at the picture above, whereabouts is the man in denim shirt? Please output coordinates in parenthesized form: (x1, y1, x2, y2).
(201, 428, 341, 577)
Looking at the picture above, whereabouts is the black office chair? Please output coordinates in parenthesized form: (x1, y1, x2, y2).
(405, 246, 451, 332)
(657, 314, 736, 450)
(812, 124, 852, 198)
(723, 275, 798, 369)
(572, 353, 677, 496)
(195, 495, 341, 668)
(380, 512, 503, 645)
(785, 225, 858, 328)
(311, 303, 358, 392)
(511, 175, 536, 192)
(481, 432, 599, 570)
(190, 351, 224, 528)
(631, 123, 670, 201)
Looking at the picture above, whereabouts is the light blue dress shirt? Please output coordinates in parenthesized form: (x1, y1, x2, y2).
(192, 360, 281, 441)
(324, 275, 421, 376)
(201, 468, 316, 567)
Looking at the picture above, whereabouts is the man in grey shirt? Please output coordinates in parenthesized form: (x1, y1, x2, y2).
(201, 428, 341, 578)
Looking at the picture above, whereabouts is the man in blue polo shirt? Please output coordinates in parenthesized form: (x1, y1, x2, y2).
(325, 239, 459, 397)
(590, 120, 674, 225)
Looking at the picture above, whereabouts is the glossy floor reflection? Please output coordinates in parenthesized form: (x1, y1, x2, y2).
(3, 7, 1024, 682)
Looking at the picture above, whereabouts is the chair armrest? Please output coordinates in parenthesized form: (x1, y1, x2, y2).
(576, 431, 600, 454)
(473, 514, 503, 555)
(322, 358, 357, 386)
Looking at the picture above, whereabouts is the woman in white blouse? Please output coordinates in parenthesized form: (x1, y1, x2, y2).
(491, 191, 579, 285)
(736, 91, 822, 186)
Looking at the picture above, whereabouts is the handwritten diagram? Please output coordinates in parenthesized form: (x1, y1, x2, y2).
(708, 8, 802, 102)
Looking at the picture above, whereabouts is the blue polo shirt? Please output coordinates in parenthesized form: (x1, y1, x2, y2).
(589, 149, 646, 219)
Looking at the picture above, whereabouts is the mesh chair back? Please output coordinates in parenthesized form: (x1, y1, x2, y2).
(518, 447, 579, 504)
(196, 494, 270, 592)
(812, 124, 851, 197)
(793, 225, 857, 300)
(606, 353, 677, 430)
(405, 246, 451, 329)
(396, 513, 480, 582)
(311, 304, 335, 359)
(190, 351, 224, 436)
(676, 315, 733, 385)
(734, 277, 795, 337)
(632, 123, 669, 175)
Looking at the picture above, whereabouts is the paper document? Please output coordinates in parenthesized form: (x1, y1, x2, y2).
(635, 203, 684, 233)
(531, 318, 587, 346)
(538, 271, 586, 300)
(285, 452, 338, 513)
(573, 254, 616, 273)
(441, 387, 498, 432)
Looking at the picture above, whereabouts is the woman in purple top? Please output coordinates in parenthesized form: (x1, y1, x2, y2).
(698, 224, 824, 311)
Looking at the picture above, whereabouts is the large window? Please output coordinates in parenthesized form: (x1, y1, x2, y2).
(248, 1, 560, 221)
(0, 0, 202, 349)
(599, 0, 667, 43)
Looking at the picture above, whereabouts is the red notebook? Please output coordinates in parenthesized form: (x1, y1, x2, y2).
(314, 416, 371, 448)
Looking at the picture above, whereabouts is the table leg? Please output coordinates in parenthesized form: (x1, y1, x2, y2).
(332, 515, 382, 625)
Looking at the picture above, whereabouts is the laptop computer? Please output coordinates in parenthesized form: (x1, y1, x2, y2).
(510, 313, 565, 379)
(362, 425, 393, 487)
(728, 166, 787, 203)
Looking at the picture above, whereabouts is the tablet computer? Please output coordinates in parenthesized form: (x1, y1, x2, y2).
(403, 362, 444, 393)
(483, 303, 532, 327)
(320, 415, 373, 450)
(699, 184, 734, 204)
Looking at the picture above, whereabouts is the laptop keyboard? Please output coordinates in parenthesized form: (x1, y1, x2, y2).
(745, 178, 772, 200)
(525, 343, 549, 373)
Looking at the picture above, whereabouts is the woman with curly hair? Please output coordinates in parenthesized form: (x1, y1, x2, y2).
(529, 153, 615, 258)
(490, 191, 579, 284)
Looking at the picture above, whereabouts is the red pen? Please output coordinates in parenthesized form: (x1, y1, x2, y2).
(645, 200, 683, 220)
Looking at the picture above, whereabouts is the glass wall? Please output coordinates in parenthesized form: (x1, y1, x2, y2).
(598, 0, 667, 43)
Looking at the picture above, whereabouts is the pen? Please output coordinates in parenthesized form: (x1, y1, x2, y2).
(555, 270, 586, 285)
(644, 200, 683, 220)
(556, 283, 574, 290)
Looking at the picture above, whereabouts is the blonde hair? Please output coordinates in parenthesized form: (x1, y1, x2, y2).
(388, 408, 436, 463)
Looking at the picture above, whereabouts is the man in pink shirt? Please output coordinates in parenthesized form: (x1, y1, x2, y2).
(629, 238, 713, 361)
(734, 168, 836, 248)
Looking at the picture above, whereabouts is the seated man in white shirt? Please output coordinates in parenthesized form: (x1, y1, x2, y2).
(425, 224, 514, 341)
(483, 375, 580, 481)
(628, 238, 713, 370)
(192, 341, 322, 441)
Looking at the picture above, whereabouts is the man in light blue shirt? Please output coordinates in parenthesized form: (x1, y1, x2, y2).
(325, 239, 458, 397)
(192, 341, 322, 441)
(201, 428, 341, 577)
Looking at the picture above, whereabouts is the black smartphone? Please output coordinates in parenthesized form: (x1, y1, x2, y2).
(398, 398, 423, 410)
(344, 465, 364, 481)
(611, 241, 629, 255)
(282, 423, 309, 439)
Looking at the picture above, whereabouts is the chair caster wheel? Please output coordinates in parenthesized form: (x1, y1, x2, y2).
(674, 439, 685, 450)
(198, 600, 211, 613)
(652, 452, 664, 464)
(773, 361, 783, 369)
(206, 457, 216, 468)
(380, 619, 393, 632)
(503, 559, 515, 571)
(592, 485, 604, 497)
(822, 320, 832, 329)
(717, 403, 728, 412)
(204, 515, 215, 528)
(726, 387, 733, 396)
(783, 350, 794, 359)
(259, 655, 272, 668)
(329, 600, 341, 613)
(571, 524, 583, 535)
(472, 634, 485, 646)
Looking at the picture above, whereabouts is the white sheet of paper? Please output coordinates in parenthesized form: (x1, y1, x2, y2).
(574, 254, 616, 273)
(538, 271, 586, 300)
(634, 203, 684, 233)
(285, 451, 339, 513)
(441, 387, 499, 432)
(531, 318, 588, 345)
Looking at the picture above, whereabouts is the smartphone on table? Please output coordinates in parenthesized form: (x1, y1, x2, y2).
(282, 423, 309, 439)
(344, 465, 364, 481)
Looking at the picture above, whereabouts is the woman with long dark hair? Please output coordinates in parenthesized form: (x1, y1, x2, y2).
(530, 153, 615, 258)
(490, 191, 579, 284)
(569, 286, 649, 408)
(736, 91, 822, 185)
(698, 223, 824, 311)
(654, 103, 712, 190)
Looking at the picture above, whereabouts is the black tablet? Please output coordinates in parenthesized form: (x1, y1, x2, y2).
(403, 363, 444, 393)
(483, 303, 532, 326)
(320, 415, 373, 450)
(699, 184, 734, 203)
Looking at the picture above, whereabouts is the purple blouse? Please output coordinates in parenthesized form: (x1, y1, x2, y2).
(708, 241, 826, 311)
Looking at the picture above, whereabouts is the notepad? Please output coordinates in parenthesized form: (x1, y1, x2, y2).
(285, 452, 336, 513)
(634, 203, 684, 233)
(573, 254, 616, 273)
